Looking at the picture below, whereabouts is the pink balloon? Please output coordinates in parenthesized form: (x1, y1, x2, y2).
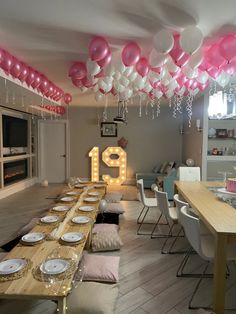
(219, 34, 236, 62)
(169, 34, 185, 62)
(199, 58, 213, 72)
(18, 63, 29, 82)
(97, 48, 112, 67)
(31, 72, 42, 89)
(64, 93, 72, 104)
(10, 58, 22, 78)
(69, 62, 87, 80)
(207, 67, 221, 79)
(111, 87, 117, 96)
(72, 77, 83, 88)
(1, 51, 13, 73)
(190, 80, 198, 90)
(185, 79, 193, 89)
(0, 49, 5, 66)
(89, 36, 109, 62)
(81, 76, 94, 88)
(198, 81, 209, 92)
(205, 44, 227, 69)
(38, 76, 49, 94)
(222, 61, 236, 76)
(44, 83, 54, 97)
(151, 66, 162, 73)
(176, 53, 190, 67)
(25, 68, 36, 86)
(122, 42, 141, 66)
(136, 57, 149, 77)
(176, 72, 187, 87)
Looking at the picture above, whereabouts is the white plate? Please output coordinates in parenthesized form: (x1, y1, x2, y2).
(21, 232, 45, 243)
(217, 188, 236, 196)
(79, 205, 95, 212)
(66, 191, 78, 196)
(88, 191, 100, 197)
(52, 205, 70, 212)
(61, 232, 84, 243)
(72, 216, 90, 224)
(40, 216, 59, 223)
(0, 259, 27, 275)
(60, 196, 75, 202)
(84, 197, 99, 203)
(40, 259, 70, 275)
(75, 184, 86, 188)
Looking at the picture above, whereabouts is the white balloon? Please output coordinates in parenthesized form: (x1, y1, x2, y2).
(124, 88, 133, 99)
(197, 71, 209, 84)
(105, 63, 115, 77)
(189, 88, 199, 96)
(114, 71, 122, 80)
(180, 26, 203, 54)
(86, 58, 100, 76)
(216, 71, 231, 88)
(134, 74, 146, 89)
(93, 85, 99, 92)
(154, 90, 163, 99)
(149, 49, 168, 67)
(98, 80, 107, 91)
(148, 70, 161, 82)
(143, 82, 152, 93)
(103, 82, 112, 93)
(95, 90, 104, 101)
(168, 79, 179, 91)
(161, 71, 172, 86)
(129, 71, 138, 82)
(176, 86, 186, 96)
(165, 56, 179, 73)
(120, 75, 130, 87)
(104, 76, 113, 85)
(183, 65, 198, 79)
(188, 49, 203, 69)
(166, 90, 174, 99)
(80, 87, 88, 93)
(124, 66, 134, 77)
(99, 199, 107, 212)
(153, 29, 174, 53)
(116, 59, 126, 73)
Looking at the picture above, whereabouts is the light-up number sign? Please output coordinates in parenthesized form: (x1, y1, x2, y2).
(88, 146, 99, 182)
(88, 146, 127, 185)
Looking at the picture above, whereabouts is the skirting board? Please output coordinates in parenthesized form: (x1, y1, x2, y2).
(0, 177, 38, 200)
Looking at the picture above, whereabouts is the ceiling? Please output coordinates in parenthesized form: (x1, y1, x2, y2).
(0, 0, 236, 106)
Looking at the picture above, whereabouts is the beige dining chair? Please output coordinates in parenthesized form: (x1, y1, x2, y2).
(136, 179, 160, 235)
(179, 205, 236, 310)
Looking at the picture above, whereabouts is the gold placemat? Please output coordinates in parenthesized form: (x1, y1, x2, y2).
(32, 259, 77, 282)
(0, 258, 32, 282)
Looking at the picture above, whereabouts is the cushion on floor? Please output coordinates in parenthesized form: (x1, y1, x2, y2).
(92, 226, 123, 252)
(67, 281, 119, 314)
(103, 203, 124, 214)
(96, 213, 119, 225)
(92, 223, 119, 234)
(104, 192, 122, 203)
(81, 253, 120, 283)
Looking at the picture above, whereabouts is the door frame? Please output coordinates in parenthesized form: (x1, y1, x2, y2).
(38, 119, 70, 183)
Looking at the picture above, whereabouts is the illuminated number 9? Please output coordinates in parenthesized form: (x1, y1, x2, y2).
(102, 147, 127, 185)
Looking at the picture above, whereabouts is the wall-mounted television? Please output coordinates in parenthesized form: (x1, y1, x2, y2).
(2, 115, 28, 147)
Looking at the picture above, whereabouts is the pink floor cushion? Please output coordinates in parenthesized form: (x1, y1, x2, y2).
(81, 253, 120, 283)
(92, 224, 123, 252)
(104, 192, 122, 203)
(67, 281, 119, 314)
(92, 223, 119, 234)
(103, 203, 124, 214)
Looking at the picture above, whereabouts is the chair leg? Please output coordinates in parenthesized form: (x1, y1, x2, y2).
(161, 222, 175, 254)
(162, 225, 186, 254)
(137, 205, 146, 224)
(151, 215, 172, 239)
(137, 207, 152, 235)
(189, 262, 211, 310)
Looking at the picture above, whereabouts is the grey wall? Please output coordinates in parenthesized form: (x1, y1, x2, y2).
(68, 96, 183, 180)
(182, 95, 204, 167)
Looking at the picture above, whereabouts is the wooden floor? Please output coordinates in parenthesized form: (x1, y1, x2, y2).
(1, 186, 236, 313)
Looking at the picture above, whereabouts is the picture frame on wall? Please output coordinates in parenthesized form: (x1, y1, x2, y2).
(100, 122, 118, 137)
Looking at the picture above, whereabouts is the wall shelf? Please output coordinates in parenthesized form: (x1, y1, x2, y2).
(207, 155, 236, 162)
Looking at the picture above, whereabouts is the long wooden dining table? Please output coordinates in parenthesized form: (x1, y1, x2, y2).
(0, 183, 105, 314)
(175, 181, 236, 314)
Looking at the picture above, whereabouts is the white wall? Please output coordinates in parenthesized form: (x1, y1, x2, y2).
(68, 95, 183, 180)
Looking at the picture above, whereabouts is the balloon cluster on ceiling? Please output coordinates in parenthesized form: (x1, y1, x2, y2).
(38, 104, 66, 115)
(0, 48, 72, 105)
(68, 28, 236, 108)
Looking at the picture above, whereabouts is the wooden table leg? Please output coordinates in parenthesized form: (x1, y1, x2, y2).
(213, 234, 227, 314)
(57, 297, 67, 314)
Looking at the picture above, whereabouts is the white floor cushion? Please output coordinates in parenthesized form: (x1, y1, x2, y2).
(103, 203, 124, 214)
(67, 281, 119, 314)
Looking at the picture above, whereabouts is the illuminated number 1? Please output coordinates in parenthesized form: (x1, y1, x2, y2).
(102, 146, 127, 185)
(89, 147, 99, 182)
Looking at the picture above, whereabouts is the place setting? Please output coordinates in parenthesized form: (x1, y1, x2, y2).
(59, 232, 85, 246)
(38, 215, 61, 226)
(51, 205, 71, 213)
(20, 232, 46, 246)
(71, 215, 91, 225)
(83, 196, 99, 203)
(87, 191, 100, 197)
(0, 258, 33, 282)
(78, 205, 96, 212)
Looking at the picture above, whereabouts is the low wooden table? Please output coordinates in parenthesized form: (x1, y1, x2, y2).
(175, 181, 236, 314)
(0, 184, 105, 313)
